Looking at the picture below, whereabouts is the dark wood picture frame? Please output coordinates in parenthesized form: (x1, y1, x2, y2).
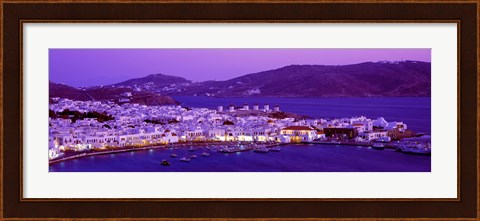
(1, 0, 478, 220)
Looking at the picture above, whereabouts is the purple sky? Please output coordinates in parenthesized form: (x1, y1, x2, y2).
(49, 49, 431, 87)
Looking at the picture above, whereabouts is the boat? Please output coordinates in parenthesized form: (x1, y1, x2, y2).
(219, 146, 235, 153)
(180, 157, 191, 162)
(397, 144, 431, 155)
(189, 147, 195, 152)
(190, 154, 198, 158)
(160, 159, 170, 166)
(201, 152, 210, 156)
(254, 147, 269, 153)
(404, 147, 431, 155)
(170, 153, 177, 158)
(270, 147, 281, 152)
(372, 143, 385, 150)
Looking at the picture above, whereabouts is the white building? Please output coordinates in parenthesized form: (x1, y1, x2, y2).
(357, 131, 389, 141)
(280, 126, 316, 142)
(264, 104, 270, 112)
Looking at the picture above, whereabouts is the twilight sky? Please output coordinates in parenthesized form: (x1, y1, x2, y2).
(49, 49, 431, 87)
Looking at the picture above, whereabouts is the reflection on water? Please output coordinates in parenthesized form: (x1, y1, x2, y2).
(50, 144, 430, 172)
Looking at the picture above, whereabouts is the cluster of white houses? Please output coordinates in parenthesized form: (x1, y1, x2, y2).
(48, 98, 411, 159)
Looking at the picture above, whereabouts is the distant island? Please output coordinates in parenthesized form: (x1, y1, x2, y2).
(50, 60, 431, 105)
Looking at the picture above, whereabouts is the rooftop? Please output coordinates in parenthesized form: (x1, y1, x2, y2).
(281, 126, 314, 131)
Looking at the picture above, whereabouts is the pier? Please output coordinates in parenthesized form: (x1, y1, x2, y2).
(217, 143, 284, 153)
(49, 146, 160, 164)
(304, 140, 398, 149)
(48, 141, 284, 164)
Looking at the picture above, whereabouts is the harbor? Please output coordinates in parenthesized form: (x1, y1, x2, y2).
(50, 135, 431, 167)
(49, 142, 431, 172)
(49, 141, 281, 164)
(307, 138, 431, 155)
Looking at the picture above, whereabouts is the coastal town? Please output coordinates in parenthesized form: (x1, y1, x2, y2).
(48, 97, 431, 162)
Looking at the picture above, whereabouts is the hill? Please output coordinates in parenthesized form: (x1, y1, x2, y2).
(49, 81, 92, 101)
(49, 81, 177, 105)
(111, 73, 191, 91)
(165, 61, 431, 97)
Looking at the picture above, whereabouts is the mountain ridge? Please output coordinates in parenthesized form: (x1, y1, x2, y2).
(159, 61, 431, 97)
(111, 73, 191, 87)
(49, 81, 177, 105)
(51, 60, 431, 99)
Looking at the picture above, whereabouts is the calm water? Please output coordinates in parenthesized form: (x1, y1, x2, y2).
(50, 144, 430, 172)
(173, 96, 431, 134)
(49, 97, 431, 172)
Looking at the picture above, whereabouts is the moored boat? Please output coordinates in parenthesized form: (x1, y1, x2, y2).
(397, 144, 431, 155)
(201, 152, 210, 156)
(270, 147, 281, 152)
(180, 157, 191, 162)
(170, 153, 177, 158)
(160, 159, 170, 166)
(254, 147, 269, 153)
(404, 148, 431, 155)
(372, 143, 385, 150)
(219, 146, 235, 153)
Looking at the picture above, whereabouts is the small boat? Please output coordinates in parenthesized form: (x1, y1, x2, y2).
(201, 152, 210, 156)
(219, 146, 233, 153)
(254, 147, 269, 153)
(170, 153, 177, 158)
(206, 146, 211, 150)
(190, 154, 198, 158)
(270, 147, 281, 152)
(404, 147, 431, 155)
(189, 147, 195, 152)
(397, 144, 431, 155)
(372, 143, 385, 150)
(180, 157, 191, 162)
(160, 159, 170, 166)
(221, 148, 236, 153)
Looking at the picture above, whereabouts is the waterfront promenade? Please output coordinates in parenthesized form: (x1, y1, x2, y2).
(49, 139, 413, 165)
(49, 141, 283, 164)
(49, 142, 432, 172)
